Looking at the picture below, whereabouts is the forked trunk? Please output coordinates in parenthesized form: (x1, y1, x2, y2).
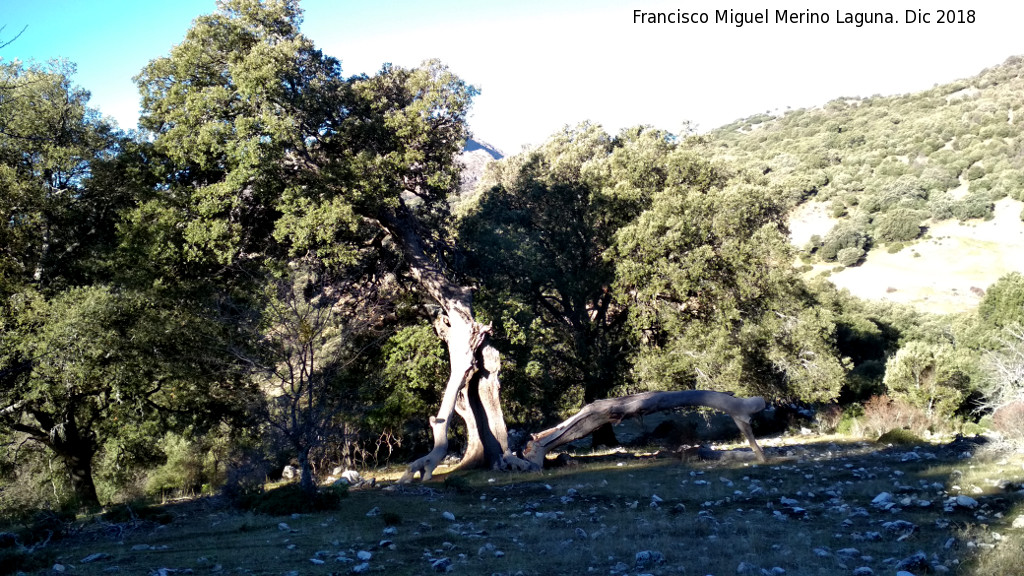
(390, 209, 529, 482)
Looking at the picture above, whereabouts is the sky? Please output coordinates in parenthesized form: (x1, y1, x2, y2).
(3, 0, 1023, 153)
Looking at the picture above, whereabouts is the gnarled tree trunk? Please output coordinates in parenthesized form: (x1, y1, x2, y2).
(389, 209, 528, 482)
(522, 390, 767, 467)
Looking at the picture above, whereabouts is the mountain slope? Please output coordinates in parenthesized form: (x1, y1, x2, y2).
(708, 55, 1024, 313)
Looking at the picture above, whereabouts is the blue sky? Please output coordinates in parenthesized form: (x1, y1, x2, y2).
(3, 0, 1023, 152)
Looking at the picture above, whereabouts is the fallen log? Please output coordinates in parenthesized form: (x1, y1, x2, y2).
(521, 390, 767, 467)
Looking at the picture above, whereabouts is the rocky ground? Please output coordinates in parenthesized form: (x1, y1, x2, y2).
(4, 435, 1023, 576)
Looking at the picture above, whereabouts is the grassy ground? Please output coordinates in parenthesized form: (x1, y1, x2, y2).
(6, 436, 1023, 576)
(791, 197, 1024, 314)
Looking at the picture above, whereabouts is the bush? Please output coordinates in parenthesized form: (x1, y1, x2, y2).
(860, 395, 932, 437)
(873, 209, 923, 243)
(877, 428, 925, 445)
(235, 483, 347, 516)
(836, 246, 865, 267)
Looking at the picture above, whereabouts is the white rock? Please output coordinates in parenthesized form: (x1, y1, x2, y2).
(1012, 515, 1024, 529)
(310, 558, 325, 565)
(441, 511, 456, 521)
(357, 550, 372, 561)
(366, 506, 381, 517)
(852, 568, 873, 576)
(352, 562, 371, 573)
(341, 470, 361, 484)
(278, 522, 290, 531)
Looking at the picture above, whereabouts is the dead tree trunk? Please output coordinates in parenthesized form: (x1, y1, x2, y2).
(522, 390, 767, 467)
(389, 210, 530, 482)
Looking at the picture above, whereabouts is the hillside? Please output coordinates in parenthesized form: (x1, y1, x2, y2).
(707, 55, 1024, 312)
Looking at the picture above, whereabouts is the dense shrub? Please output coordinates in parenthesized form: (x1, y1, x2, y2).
(952, 192, 995, 220)
(836, 246, 865, 267)
(873, 209, 923, 243)
(877, 428, 925, 445)
(819, 222, 868, 261)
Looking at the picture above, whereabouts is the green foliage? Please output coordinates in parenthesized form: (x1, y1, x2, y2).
(836, 246, 865, 267)
(613, 170, 847, 402)
(978, 273, 1024, 330)
(873, 209, 924, 243)
(883, 340, 970, 416)
(376, 322, 447, 429)
(877, 428, 924, 445)
(818, 222, 869, 262)
(952, 192, 996, 221)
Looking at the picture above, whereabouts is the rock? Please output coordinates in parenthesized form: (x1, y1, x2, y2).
(441, 511, 456, 521)
(81, 553, 112, 563)
(366, 506, 381, 517)
(382, 526, 398, 536)
(352, 562, 370, 573)
(132, 544, 152, 551)
(431, 557, 452, 572)
(575, 527, 589, 539)
(341, 470, 361, 484)
(779, 496, 799, 506)
(895, 551, 930, 572)
(635, 550, 665, 569)
(852, 568, 873, 576)
(956, 495, 979, 509)
(357, 551, 372, 561)
(53, 564, 67, 573)
(310, 558, 325, 565)
(282, 465, 299, 480)
(736, 561, 759, 574)
(871, 492, 893, 506)
(278, 522, 291, 531)
(1011, 515, 1024, 529)
(836, 548, 860, 558)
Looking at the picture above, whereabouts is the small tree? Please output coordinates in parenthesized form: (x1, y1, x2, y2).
(883, 340, 968, 418)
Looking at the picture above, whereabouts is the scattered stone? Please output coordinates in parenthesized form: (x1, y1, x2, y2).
(310, 558, 325, 565)
(575, 527, 589, 539)
(431, 557, 452, 572)
(895, 551, 931, 572)
(53, 564, 67, 573)
(383, 526, 398, 536)
(956, 495, 979, 509)
(277, 522, 291, 531)
(352, 562, 370, 574)
(442, 511, 456, 521)
(1011, 515, 1024, 529)
(357, 551, 372, 561)
(736, 561, 759, 574)
(852, 568, 873, 576)
(341, 470, 361, 484)
(132, 544, 152, 551)
(366, 506, 381, 517)
(635, 550, 665, 569)
(779, 496, 799, 506)
(871, 492, 892, 505)
(82, 553, 112, 563)
(282, 465, 299, 480)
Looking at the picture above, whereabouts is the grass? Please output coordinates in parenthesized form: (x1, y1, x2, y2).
(6, 438, 1023, 576)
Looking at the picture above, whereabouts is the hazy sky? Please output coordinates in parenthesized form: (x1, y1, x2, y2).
(3, 0, 1022, 153)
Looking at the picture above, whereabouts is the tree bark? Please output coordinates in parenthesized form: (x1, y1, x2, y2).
(388, 208, 525, 482)
(522, 390, 767, 467)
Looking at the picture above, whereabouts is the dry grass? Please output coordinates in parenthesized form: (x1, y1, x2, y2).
(10, 437, 1022, 576)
